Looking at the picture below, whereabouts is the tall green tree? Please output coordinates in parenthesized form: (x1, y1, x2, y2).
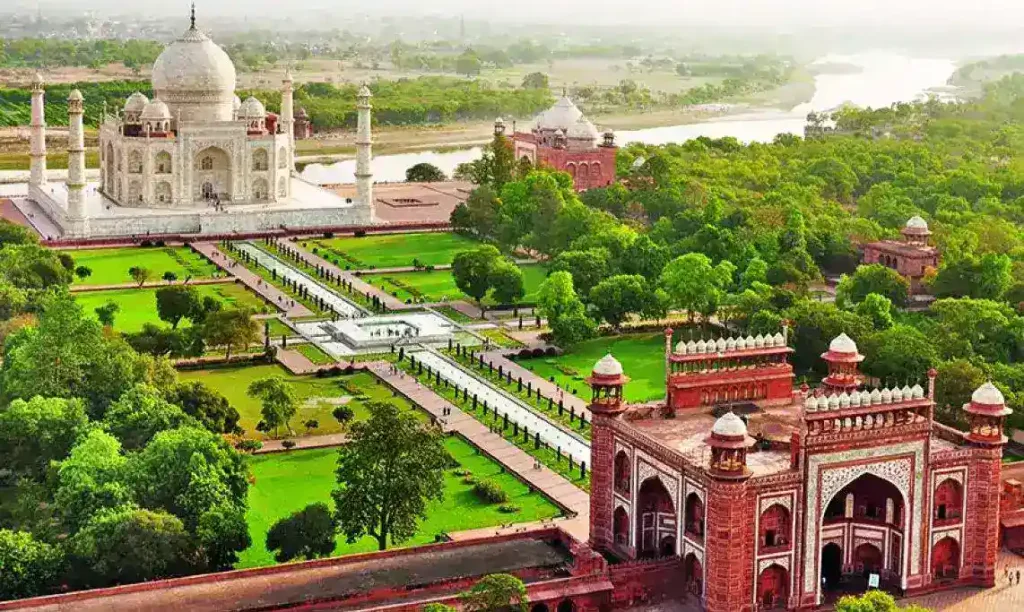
(836, 264, 910, 308)
(248, 377, 298, 437)
(550, 248, 610, 296)
(155, 286, 202, 329)
(103, 384, 196, 450)
(332, 402, 450, 551)
(0, 395, 90, 480)
(589, 274, 650, 330)
(201, 308, 260, 360)
(452, 245, 501, 309)
(53, 430, 132, 533)
(489, 261, 525, 306)
(163, 381, 240, 434)
(659, 253, 735, 323)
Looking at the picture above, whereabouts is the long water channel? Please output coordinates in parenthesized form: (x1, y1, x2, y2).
(300, 53, 957, 184)
(413, 349, 592, 466)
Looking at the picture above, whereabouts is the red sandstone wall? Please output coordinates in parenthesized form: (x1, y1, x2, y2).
(704, 480, 756, 612)
(589, 414, 618, 552)
(962, 450, 1002, 587)
(536, 147, 617, 191)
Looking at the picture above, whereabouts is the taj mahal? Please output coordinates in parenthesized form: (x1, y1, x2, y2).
(22, 8, 374, 238)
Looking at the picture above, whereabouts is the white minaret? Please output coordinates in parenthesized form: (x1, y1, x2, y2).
(355, 84, 374, 208)
(66, 89, 86, 219)
(29, 73, 47, 187)
(280, 68, 295, 173)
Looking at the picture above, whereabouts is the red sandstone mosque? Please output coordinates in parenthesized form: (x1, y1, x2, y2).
(508, 95, 618, 191)
(5, 332, 1016, 612)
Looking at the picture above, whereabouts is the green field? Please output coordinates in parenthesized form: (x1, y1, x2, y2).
(65, 246, 219, 286)
(311, 232, 480, 269)
(239, 437, 562, 568)
(362, 265, 548, 305)
(263, 318, 297, 338)
(179, 365, 416, 439)
(74, 283, 270, 332)
(519, 333, 667, 403)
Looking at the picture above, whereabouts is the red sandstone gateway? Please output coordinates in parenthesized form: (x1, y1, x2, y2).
(589, 332, 1010, 610)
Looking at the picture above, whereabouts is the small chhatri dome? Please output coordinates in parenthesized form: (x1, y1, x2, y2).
(358, 84, 373, 98)
(238, 96, 266, 119)
(712, 411, 747, 437)
(31, 72, 44, 89)
(593, 353, 623, 377)
(140, 99, 171, 121)
(67, 89, 83, 102)
(125, 92, 150, 113)
(972, 382, 1005, 406)
(829, 333, 858, 355)
(905, 215, 929, 231)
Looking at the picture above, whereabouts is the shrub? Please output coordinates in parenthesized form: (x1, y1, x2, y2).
(473, 479, 509, 503)
(282, 440, 297, 449)
(462, 476, 476, 485)
(498, 503, 521, 514)
(453, 468, 472, 477)
(236, 439, 263, 452)
(354, 230, 366, 238)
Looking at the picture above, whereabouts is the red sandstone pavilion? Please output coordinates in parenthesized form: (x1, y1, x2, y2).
(1, 333, 1015, 612)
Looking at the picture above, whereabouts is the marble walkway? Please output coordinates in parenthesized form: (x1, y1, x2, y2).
(286, 240, 408, 311)
(191, 242, 313, 318)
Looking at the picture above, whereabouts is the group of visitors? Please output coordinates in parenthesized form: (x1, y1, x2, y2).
(1005, 566, 1021, 586)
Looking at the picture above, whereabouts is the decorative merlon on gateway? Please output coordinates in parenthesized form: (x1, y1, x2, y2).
(673, 331, 787, 355)
(804, 385, 926, 412)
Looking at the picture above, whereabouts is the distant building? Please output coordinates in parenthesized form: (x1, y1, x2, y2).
(509, 95, 617, 191)
(293, 106, 313, 140)
(861, 216, 940, 294)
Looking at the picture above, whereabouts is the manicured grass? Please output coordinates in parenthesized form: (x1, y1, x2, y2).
(519, 333, 667, 403)
(479, 328, 525, 349)
(311, 232, 481, 269)
(66, 246, 219, 286)
(74, 283, 271, 333)
(295, 343, 336, 365)
(361, 264, 548, 305)
(263, 318, 297, 338)
(179, 365, 417, 439)
(239, 437, 561, 568)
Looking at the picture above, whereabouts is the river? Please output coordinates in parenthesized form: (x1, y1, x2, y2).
(299, 53, 957, 185)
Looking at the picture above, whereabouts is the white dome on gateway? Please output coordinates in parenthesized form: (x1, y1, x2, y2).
(151, 8, 236, 124)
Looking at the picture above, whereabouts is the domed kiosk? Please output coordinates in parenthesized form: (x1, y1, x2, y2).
(22, 5, 374, 238)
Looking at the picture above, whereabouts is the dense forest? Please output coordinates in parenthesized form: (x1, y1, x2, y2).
(453, 75, 1024, 431)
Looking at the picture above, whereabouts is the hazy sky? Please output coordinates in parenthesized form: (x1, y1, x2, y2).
(21, 0, 1024, 30)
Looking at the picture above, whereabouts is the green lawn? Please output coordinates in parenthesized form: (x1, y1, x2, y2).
(519, 333, 667, 403)
(66, 246, 219, 286)
(74, 283, 270, 333)
(179, 365, 417, 439)
(311, 232, 481, 269)
(295, 343, 336, 365)
(263, 318, 297, 338)
(239, 437, 562, 568)
(362, 264, 548, 305)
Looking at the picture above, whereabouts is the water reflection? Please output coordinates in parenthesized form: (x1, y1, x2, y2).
(301, 54, 956, 185)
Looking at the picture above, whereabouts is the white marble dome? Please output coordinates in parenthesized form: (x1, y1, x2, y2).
(238, 96, 266, 120)
(905, 215, 929, 231)
(972, 382, 1005, 406)
(712, 412, 747, 437)
(124, 92, 149, 114)
(151, 23, 237, 123)
(140, 99, 171, 121)
(534, 96, 584, 131)
(593, 353, 623, 377)
(829, 333, 858, 354)
(567, 117, 600, 142)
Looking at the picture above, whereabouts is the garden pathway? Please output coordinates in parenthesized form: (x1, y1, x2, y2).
(69, 277, 234, 293)
(285, 240, 408, 311)
(482, 351, 592, 421)
(367, 361, 590, 540)
(191, 242, 314, 318)
(253, 433, 349, 454)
